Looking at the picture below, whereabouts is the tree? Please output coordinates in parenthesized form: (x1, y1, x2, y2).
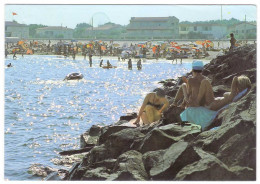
(29, 24, 47, 38)
(73, 23, 92, 38)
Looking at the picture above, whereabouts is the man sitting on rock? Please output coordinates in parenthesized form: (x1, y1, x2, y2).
(172, 60, 207, 108)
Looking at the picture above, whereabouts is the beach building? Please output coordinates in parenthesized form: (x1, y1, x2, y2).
(126, 17, 179, 39)
(5, 21, 29, 39)
(85, 23, 123, 38)
(36, 26, 74, 39)
(179, 23, 228, 39)
(229, 22, 256, 39)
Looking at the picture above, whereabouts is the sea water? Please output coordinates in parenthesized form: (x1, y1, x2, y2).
(4, 55, 208, 180)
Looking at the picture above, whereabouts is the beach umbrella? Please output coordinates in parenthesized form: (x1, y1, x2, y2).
(12, 48, 19, 52)
(18, 40, 24, 45)
(113, 43, 120, 47)
(101, 46, 106, 51)
(173, 46, 181, 50)
(170, 42, 178, 46)
(26, 49, 33, 55)
(203, 40, 214, 48)
(195, 40, 203, 45)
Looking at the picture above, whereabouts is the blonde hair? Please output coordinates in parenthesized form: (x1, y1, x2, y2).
(237, 75, 252, 91)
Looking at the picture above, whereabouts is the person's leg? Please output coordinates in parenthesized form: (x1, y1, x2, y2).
(144, 105, 161, 124)
(209, 76, 239, 111)
(141, 112, 149, 125)
(173, 85, 184, 105)
(144, 105, 155, 123)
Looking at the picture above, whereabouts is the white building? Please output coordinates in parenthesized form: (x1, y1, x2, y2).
(5, 21, 29, 39)
(229, 22, 256, 39)
(36, 26, 74, 39)
(179, 23, 228, 39)
(126, 17, 179, 39)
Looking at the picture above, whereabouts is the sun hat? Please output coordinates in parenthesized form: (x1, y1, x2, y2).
(192, 60, 204, 70)
(154, 88, 166, 97)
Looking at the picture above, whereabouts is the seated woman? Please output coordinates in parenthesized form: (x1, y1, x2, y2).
(192, 75, 251, 111)
(133, 88, 169, 126)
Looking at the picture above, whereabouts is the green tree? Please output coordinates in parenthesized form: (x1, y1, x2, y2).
(29, 24, 47, 38)
(73, 22, 92, 38)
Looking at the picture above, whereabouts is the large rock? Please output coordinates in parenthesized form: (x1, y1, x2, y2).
(137, 124, 200, 153)
(112, 150, 148, 180)
(83, 144, 119, 166)
(175, 148, 237, 180)
(216, 128, 256, 169)
(119, 112, 137, 121)
(81, 167, 112, 180)
(194, 119, 255, 154)
(142, 141, 201, 180)
(138, 128, 177, 153)
(28, 163, 58, 178)
(105, 128, 145, 154)
(80, 125, 103, 148)
(204, 45, 256, 86)
(98, 125, 135, 145)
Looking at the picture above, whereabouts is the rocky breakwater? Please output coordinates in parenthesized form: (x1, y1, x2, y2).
(39, 45, 256, 181)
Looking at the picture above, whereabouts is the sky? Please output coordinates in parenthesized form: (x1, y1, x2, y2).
(4, 4, 257, 29)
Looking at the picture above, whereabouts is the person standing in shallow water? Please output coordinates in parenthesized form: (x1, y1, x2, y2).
(89, 53, 93, 67)
(128, 59, 132, 70)
(137, 59, 142, 70)
(13, 51, 17, 60)
(5, 49, 8, 58)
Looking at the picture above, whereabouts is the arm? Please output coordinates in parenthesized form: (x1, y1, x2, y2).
(158, 97, 169, 114)
(183, 79, 192, 102)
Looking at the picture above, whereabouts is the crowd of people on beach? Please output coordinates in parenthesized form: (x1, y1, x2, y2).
(5, 37, 223, 64)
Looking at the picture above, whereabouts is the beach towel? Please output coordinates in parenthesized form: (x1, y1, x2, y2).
(180, 88, 248, 131)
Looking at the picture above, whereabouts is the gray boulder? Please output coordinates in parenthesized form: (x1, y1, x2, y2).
(143, 141, 201, 180)
(112, 150, 148, 180)
(175, 148, 237, 181)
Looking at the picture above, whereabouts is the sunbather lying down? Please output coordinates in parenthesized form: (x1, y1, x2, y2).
(180, 75, 252, 131)
(193, 75, 252, 111)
